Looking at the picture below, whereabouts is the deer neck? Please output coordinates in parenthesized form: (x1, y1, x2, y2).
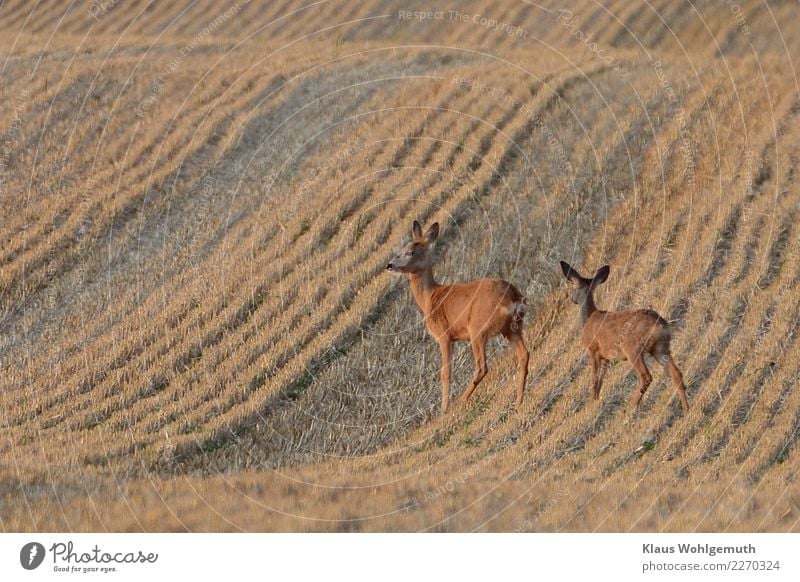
(407, 268, 437, 315)
(580, 292, 598, 326)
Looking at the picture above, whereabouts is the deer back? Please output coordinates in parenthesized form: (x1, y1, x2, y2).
(583, 309, 670, 360)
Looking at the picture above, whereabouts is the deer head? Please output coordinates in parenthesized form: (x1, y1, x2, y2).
(560, 261, 610, 322)
(386, 220, 439, 273)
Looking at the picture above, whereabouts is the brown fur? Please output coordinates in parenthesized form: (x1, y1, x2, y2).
(388, 221, 529, 414)
(427, 279, 525, 341)
(560, 261, 689, 412)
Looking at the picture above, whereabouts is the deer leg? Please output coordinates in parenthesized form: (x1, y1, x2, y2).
(438, 339, 452, 414)
(627, 351, 652, 408)
(661, 352, 689, 412)
(598, 357, 609, 397)
(588, 350, 599, 399)
(461, 335, 488, 401)
(591, 354, 607, 400)
(508, 334, 529, 410)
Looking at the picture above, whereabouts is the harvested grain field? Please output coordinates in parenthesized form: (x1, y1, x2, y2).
(1, 0, 799, 531)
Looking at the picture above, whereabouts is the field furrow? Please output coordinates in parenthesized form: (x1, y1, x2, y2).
(2, 0, 799, 533)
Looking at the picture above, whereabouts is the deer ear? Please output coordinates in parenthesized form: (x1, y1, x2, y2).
(426, 222, 439, 243)
(412, 220, 423, 240)
(560, 261, 582, 287)
(594, 265, 610, 285)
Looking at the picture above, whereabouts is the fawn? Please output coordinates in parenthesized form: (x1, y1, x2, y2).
(560, 261, 689, 412)
(387, 221, 529, 414)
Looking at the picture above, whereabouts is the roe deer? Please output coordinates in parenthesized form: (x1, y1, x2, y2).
(559, 261, 689, 412)
(387, 221, 529, 414)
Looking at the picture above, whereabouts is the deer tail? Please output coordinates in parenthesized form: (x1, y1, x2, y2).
(511, 296, 527, 330)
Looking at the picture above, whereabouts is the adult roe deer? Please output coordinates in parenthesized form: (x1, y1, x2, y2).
(386, 221, 529, 414)
(559, 261, 689, 412)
